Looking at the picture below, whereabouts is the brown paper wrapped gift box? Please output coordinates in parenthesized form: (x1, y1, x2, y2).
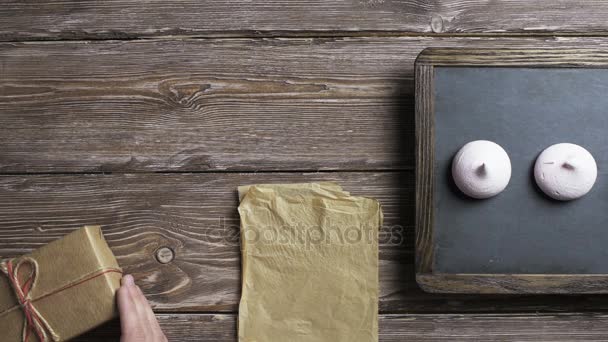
(0, 226, 122, 342)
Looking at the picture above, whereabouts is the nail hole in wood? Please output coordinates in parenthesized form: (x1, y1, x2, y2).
(155, 247, 175, 264)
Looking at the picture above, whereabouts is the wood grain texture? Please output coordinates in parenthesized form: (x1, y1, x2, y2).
(418, 274, 608, 294)
(4, 173, 608, 313)
(417, 48, 608, 66)
(74, 312, 608, 341)
(4, 1, 608, 40)
(8, 38, 608, 172)
(0, 38, 414, 173)
(414, 63, 434, 275)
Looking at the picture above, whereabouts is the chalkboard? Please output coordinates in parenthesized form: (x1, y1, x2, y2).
(415, 48, 608, 293)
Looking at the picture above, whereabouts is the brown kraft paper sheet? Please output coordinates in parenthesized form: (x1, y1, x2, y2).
(238, 183, 382, 342)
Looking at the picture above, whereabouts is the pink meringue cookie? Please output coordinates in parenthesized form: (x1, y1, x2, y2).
(534, 143, 597, 201)
(452, 140, 512, 199)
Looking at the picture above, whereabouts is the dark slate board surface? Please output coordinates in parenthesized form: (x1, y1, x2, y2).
(434, 67, 608, 274)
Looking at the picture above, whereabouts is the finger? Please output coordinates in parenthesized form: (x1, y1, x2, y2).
(133, 285, 164, 335)
(124, 282, 156, 341)
(129, 283, 160, 340)
(134, 286, 160, 330)
(117, 275, 139, 335)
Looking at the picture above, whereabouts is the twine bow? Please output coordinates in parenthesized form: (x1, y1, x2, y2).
(1, 257, 60, 342)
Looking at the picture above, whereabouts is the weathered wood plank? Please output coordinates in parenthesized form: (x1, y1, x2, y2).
(414, 63, 434, 274)
(3, 172, 608, 313)
(3, 1, 608, 40)
(0, 38, 413, 172)
(417, 48, 608, 67)
(75, 312, 608, 341)
(7, 38, 608, 172)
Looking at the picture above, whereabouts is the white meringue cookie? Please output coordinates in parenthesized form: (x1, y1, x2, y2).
(534, 143, 597, 201)
(452, 140, 512, 199)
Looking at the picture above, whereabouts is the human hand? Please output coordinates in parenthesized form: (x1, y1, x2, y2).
(117, 274, 168, 342)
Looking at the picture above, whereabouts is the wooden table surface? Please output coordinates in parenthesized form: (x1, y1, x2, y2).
(3, 1, 608, 341)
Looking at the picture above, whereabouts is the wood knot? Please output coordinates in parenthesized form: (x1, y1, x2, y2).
(155, 247, 175, 264)
(430, 15, 444, 33)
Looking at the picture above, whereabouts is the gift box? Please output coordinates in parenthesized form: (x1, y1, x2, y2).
(0, 226, 122, 342)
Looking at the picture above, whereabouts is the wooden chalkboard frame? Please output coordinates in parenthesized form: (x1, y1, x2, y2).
(415, 48, 608, 294)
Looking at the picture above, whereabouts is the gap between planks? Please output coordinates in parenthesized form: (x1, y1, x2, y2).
(9, 32, 608, 43)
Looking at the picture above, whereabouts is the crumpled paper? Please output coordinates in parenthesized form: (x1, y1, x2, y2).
(237, 182, 382, 342)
